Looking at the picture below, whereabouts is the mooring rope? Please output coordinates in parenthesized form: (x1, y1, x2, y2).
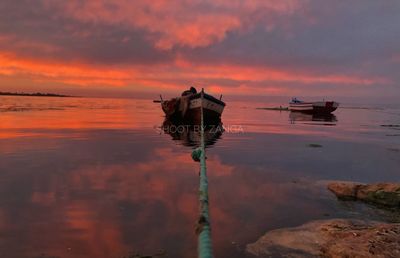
(194, 88, 214, 258)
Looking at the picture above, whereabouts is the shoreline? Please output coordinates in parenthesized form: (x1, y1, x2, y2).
(0, 92, 76, 98)
(246, 181, 400, 257)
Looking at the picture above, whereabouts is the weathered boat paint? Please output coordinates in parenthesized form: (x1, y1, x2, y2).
(160, 89, 225, 125)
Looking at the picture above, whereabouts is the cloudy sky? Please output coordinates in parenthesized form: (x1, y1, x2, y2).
(0, 0, 399, 98)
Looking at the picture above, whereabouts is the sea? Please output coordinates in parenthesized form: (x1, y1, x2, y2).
(0, 95, 399, 258)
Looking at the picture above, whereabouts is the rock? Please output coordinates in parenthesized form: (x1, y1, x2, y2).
(246, 219, 400, 258)
(328, 182, 400, 208)
(327, 182, 360, 200)
(308, 143, 322, 148)
(357, 183, 400, 207)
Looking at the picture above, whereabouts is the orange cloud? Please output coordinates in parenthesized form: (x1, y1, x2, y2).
(0, 52, 132, 86)
(0, 51, 390, 96)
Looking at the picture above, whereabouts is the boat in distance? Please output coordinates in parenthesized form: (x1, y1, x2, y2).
(157, 87, 226, 125)
(289, 98, 339, 114)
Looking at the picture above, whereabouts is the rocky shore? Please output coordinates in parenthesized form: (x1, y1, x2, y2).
(246, 181, 400, 258)
(327, 182, 400, 208)
(246, 219, 400, 258)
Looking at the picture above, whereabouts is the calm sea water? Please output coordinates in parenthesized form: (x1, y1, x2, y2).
(0, 96, 399, 258)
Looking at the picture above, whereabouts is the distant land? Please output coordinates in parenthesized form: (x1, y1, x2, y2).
(0, 92, 75, 97)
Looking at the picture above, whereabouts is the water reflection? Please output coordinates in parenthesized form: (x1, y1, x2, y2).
(289, 111, 337, 125)
(1, 96, 400, 258)
(161, 118, 223, 147)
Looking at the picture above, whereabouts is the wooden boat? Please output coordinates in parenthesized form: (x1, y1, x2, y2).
(158, 87, 225, 125)
(289, 98, 339, 114)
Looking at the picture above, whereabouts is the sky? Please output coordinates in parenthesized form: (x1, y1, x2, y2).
(0, 0, 399, 99)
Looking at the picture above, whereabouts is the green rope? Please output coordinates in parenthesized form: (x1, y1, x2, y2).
(196, 89, 213, 258)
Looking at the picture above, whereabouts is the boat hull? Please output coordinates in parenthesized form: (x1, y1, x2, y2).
(289, 101, 339, 114)
(161, 92, 225, 125)
(183, 106, 223, 125)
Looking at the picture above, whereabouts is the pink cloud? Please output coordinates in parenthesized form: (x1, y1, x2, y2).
(45, 0, 306, 49)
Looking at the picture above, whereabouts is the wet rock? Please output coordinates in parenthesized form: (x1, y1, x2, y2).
(381, 124, 400, 127)
(246, 219, 400, 258)
(328, 182, 400, 208)
(308, 143, 322, 148)
(327, 182, 360, 200)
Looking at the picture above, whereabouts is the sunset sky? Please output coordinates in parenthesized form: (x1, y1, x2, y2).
(0, 1, 399, 99)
